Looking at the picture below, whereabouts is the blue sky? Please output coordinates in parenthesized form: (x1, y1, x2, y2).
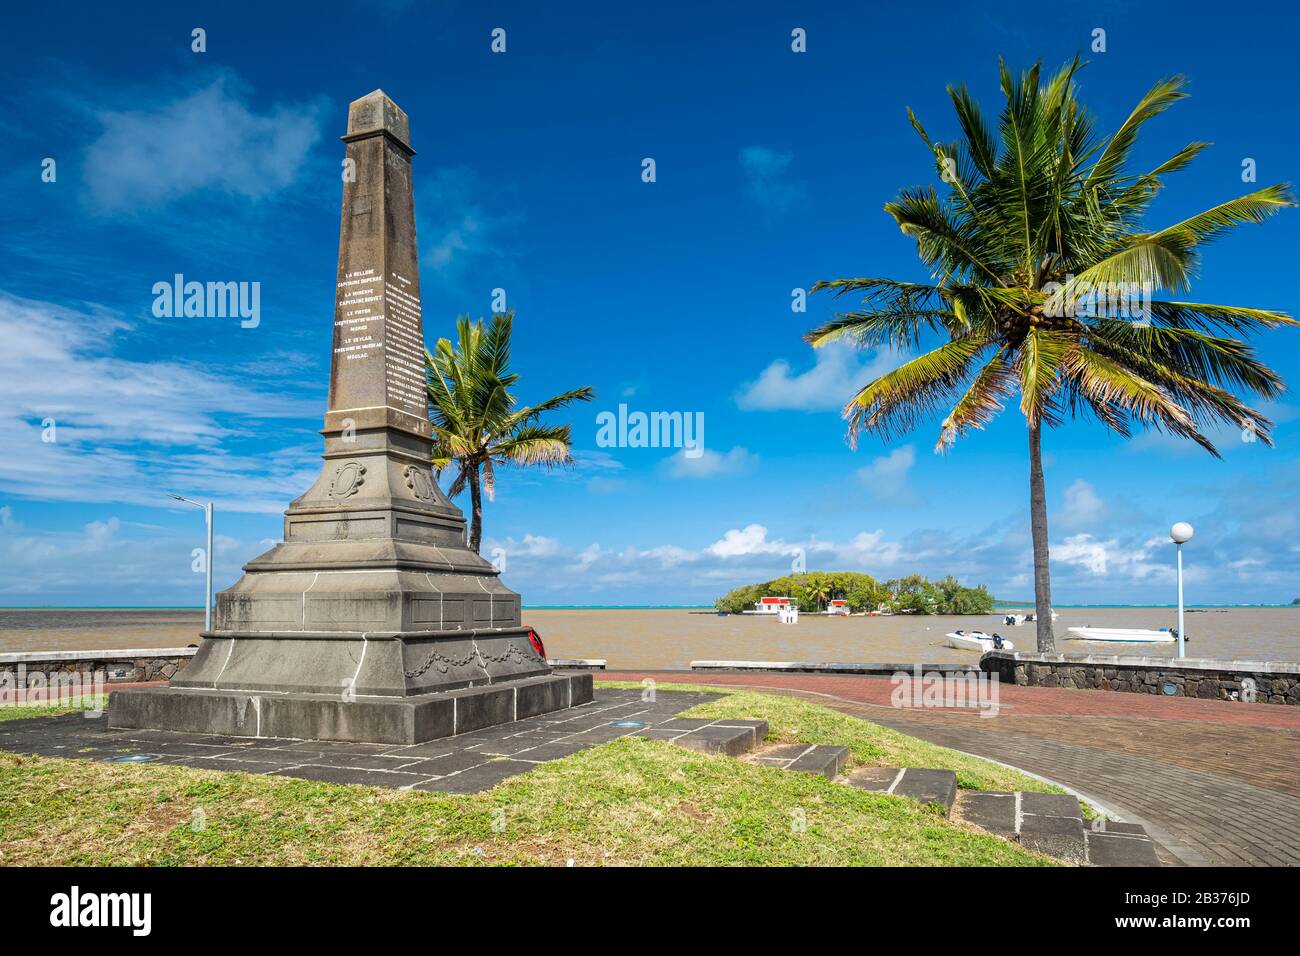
(1, 0, 1298, 607)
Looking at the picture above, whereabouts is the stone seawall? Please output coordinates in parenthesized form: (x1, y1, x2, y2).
(980, 651, 1299, 705)
(0, 647, 197, 686)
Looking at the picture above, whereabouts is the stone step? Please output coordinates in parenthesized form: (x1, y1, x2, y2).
(953, 791, 1016, 836)
(752, 743, 850, 778)
(846, 766, 959, 813)
(789, 744, 849, 778)
(1085, 824, 1162, 867)
(1016, 791, 1087, 863)
(952, 791, 1161, 866)
(893, 768, 958, 812)
(1019, 811, 1088, 863)
(672, 719, 768, 757)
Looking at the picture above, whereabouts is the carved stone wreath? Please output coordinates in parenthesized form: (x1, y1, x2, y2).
(404, 639, 539, 679)
(328, 461, 367, 498)
(403, 464, 436, 501)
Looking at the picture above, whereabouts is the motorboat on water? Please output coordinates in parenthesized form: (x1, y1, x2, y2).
(1065, 626, 1177, 644)
(945, 630, 1014, 652)
(1002, 610, 1059, 625)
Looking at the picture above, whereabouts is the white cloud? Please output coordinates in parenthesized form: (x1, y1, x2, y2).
(481, 521, 937, 602)
(1052, 533, 1169, 580)
(1126, 404, 1295, 457)
(420, 167, 519, 284)
(660, 446, 757, 479)
(1059, 478, 1105, 527)
(83, 75, 324, 211)
(0, 506, 266, 603)
(479, 495, 1300, 606)
(738, 146, 806, 213)
(571, 450, 624, 473)
(0, 291, 319, 512)
(736, 342, 906, 412)
(514, 534, 562, 558)
(857, 445, 918, 504)
(707, 523, 786, 558)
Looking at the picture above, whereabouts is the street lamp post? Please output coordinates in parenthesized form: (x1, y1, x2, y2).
(1170, 522, 1194, 659)
(169, 494, 214, 632)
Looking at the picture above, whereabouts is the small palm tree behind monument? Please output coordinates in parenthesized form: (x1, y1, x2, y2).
(425, 311, 595, 553)
(808, 58, 1295, 652)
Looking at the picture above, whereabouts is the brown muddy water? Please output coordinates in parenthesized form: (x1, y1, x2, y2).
(1, 606, 1296, 668)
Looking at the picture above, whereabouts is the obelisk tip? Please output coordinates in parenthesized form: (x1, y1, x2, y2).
(344, 89, 411, 149)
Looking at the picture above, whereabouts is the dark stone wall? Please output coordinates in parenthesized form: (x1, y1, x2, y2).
(1, 651, 194, 686)
(980, 652, 1299, 705)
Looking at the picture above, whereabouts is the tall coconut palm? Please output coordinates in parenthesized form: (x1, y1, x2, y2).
(808, 58, 1294, 651)
(805, 574, 832, 611)
(425, 311, 594, 553)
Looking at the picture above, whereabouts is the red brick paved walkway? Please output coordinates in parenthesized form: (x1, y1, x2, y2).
(604, 670, 1300, 867)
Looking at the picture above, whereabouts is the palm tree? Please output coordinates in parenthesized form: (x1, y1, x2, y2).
(805, 574, 831, 612)
(807, 58, 1294, 652)
(425, 311, 594, 553)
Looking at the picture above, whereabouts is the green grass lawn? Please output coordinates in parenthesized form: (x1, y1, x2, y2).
(0, 696, 106, 722)
(610, 681, 1067, 794)
(0, 687, 1060, 867)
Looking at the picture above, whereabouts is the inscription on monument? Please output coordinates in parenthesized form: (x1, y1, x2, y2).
(383, 270, 427, 416)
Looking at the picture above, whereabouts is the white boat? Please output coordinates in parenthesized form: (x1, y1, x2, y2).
(1065, 626, 1175, 644)
(1001, 611, 1059, 625)
(945, 630, 1014, 652)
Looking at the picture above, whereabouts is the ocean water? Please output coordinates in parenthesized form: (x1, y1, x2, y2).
(2, 606, 1296, 667)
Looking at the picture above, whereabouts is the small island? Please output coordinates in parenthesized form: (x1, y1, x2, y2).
(714, 571, 995, 615)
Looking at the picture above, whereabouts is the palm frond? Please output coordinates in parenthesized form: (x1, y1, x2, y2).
(936, 346, 1016, 451)
(1146, 141, 1210, 178)
(1148, 183, 1296, 247)
(1086, 320, 1286, 399)
(1086, 75, 1189, 190)
(885, 187, 1005, 285)
(805, 308, 956, 349)
(1049, 231, 1196, 309)
(1146, 301, 1298, 333)
(842, 337, 987, 446)
(1061, 346, 1217, 454)
(424, 312, 591, 523)
(506, 386, 597, 430)
(495, 424, 576, 467)
(1017, 328, 1071, 426)
(947, 83, 998, 178)
(809, 59, 1295, 463)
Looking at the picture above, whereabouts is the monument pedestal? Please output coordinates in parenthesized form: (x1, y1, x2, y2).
(109, 672, 593, 746)
(109, 90, 588, 744)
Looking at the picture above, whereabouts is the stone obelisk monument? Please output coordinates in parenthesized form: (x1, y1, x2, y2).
(111, 91, 591, 743)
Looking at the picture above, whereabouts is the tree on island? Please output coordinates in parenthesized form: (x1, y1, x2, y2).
(425, 312, 594, 552)
(805, 574, 832, 611)
(807, 58, 1295, 652)
(714, 571, 993, 615)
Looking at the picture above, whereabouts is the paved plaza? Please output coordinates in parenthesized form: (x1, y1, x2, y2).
(0, 689, 721, 794)
(605, 670, 1300, 867)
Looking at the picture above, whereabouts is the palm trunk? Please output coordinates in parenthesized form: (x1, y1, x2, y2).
(467, 464, 484, 553)
(1028, 420, 1056, 652)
